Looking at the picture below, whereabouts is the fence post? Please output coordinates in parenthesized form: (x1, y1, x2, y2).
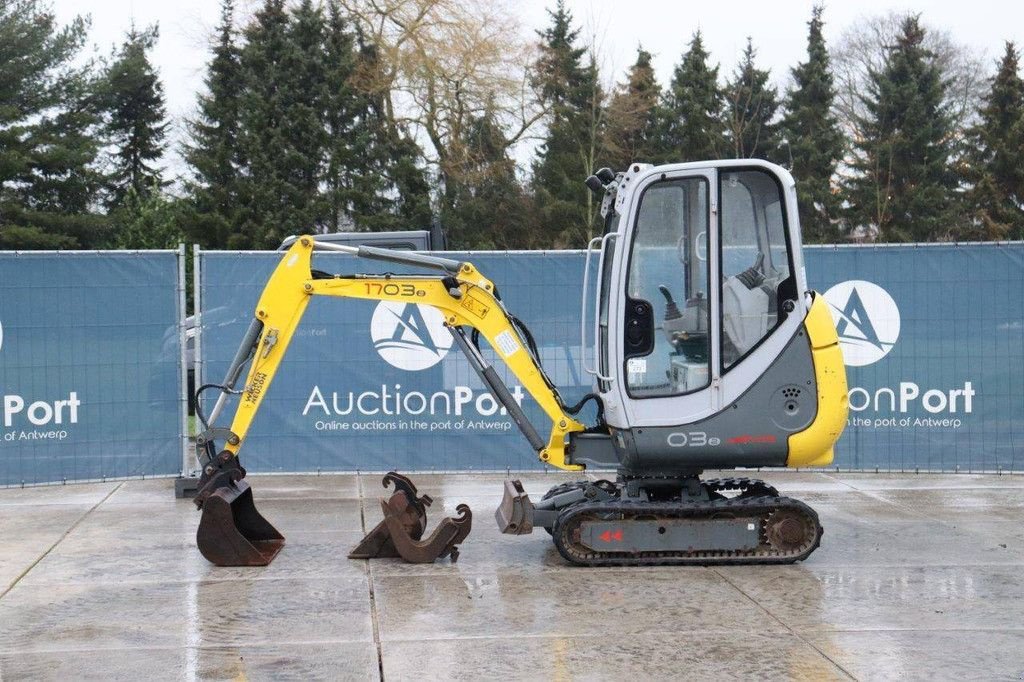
(178, 244, 190, 478)
(193, 245, 203, 394)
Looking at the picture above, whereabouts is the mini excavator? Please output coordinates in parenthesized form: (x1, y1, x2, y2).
(192, 159, 848, 567)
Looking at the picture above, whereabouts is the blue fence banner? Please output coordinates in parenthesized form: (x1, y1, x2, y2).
(0, 251, 184, 485)
(809, 243, 1024, 473)
(198, 243, 1024, 474)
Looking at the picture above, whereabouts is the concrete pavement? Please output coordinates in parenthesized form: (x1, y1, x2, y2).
(0, 471, 1022, 681)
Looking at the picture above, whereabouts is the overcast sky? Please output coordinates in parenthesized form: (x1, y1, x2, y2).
(48, 0, 1019, 177)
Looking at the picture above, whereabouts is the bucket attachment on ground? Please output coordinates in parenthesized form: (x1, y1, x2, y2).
(349, 472, 431, 559)
(349, 471, 473, 563)
(196, 479, 284, 567)
(381, 498, 472, 563)
(496, 479, 535, 535)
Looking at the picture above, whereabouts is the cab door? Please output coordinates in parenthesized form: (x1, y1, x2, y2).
(603, 167, 719, 429)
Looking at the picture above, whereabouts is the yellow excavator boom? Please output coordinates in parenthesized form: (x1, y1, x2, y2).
(222, 236, 586, 471)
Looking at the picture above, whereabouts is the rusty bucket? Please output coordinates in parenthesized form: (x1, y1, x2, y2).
(196, 479, 284, 567)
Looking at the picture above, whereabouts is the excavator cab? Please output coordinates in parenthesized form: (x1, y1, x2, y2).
(580, 161, 832, 473)
(501, 160, 849, 564)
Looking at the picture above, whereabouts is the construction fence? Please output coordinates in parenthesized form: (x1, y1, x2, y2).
(196, 242, 1024, 476)
(0, 249, 187, 486)
(1, 243, 1021, 485)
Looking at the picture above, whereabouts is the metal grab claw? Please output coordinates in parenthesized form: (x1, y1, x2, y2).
(381, 497, 473, 563)
(348, 472, 431, 559)
(349, 472, 473, 563)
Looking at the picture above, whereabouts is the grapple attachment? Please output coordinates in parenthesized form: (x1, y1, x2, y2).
(381, 499, 472, 563)
(348, 472, 431, 559)
(196, 479, 284, 567)
(349, 472, 473, 563)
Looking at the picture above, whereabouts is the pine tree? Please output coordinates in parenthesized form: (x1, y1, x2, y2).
(109, 184, 184, 249)
(279, 0, 329, 233)
(233, 0, 303, 248)
(346, 39, 432, 232)
(724, 38, 781, 160)
(101, 24, 168, 208)
(0, 0, 107, 249)
(964, 42, 1024, 239)
(441, 108, 531, 249)
(322, 0, 357, 231)
(604, 47, 661, 170)
(845, 16, 960, 242)
(658, 31, 727, 162)
(780, 6, 844, 242)
(185, 0, 432, 244)
(531, 0, 605, 246)
(183, 0, 243, 248)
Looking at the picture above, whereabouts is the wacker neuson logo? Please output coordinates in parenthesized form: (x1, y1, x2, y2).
(823, 279, 974, 429)
(370, 302, 452, 371)
(823, 280, 900, 367)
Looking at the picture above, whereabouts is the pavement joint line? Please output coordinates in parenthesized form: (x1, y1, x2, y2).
(11, 574, 374, 588)
(358, 474, 387, 682)
(0, 482, 124, 602)
(841, 485, 1024, 546)
(713, 568, 859, 681)
(813, 484, 1024, 556)
(0, 640, 382, 656)
(368, 622, 1024, 638)
(822, 473, 869, 492)
(365, 557, 1024, 575)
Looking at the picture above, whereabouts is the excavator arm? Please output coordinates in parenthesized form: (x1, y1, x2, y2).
(196, 236, 587, 483)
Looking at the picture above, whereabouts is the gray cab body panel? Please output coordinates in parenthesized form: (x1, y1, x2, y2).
(571, 324, 817, 473)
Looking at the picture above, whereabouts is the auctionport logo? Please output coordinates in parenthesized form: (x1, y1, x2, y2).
(823, 280, 900, 367)
(370, 302, 452, 371)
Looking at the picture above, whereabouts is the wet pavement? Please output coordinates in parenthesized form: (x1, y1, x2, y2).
(0, 470, 1022, 681)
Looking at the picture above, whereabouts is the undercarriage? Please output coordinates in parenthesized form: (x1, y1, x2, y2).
(497, 475, 822, 566)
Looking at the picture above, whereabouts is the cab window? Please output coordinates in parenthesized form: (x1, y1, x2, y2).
(625, 177, 710, 398)
(719, 170, 793, 370)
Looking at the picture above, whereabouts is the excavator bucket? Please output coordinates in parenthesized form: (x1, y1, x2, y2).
(349, 471, 473, 563)
(196, 479, 284, 567)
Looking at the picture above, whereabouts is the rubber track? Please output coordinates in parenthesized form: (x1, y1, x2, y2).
(541, 477, 779, 502)
(704, 477, 780, 498)
(551, 495, 822, 567)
